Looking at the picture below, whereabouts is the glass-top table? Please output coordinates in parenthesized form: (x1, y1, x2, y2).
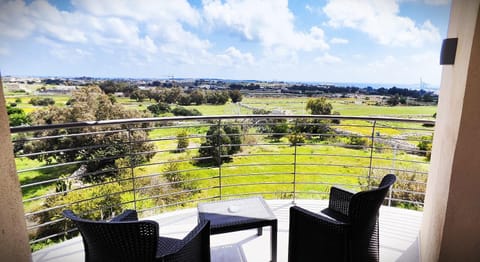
(198, 197, 277, 262)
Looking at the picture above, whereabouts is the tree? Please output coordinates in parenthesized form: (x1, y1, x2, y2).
(23, 86, 155, 181)
(190, 89, 206, 105)
(306, 97, 332, 115)
(147, 102, 171, 116)
(206, 91, 229, 105)
(301, 98, 335, 140)
(130, 89, 148, 102)
(165, 87, 183, 104)
(387, 94, 400, 106)
(176, 130, 189, 152)
(149, 88, 166, 103)
(198, 124, 242, 165)
(229, 90, 243, 103)
(177, 94, 192, 106)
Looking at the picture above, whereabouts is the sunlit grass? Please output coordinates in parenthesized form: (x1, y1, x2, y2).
(13, 95, 433, 221)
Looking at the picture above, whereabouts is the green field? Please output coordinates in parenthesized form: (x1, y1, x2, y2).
(11, 92, 433, 249)
(14, 94, 435, 204)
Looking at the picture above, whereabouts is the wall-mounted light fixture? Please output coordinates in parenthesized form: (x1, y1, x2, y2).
(440, 38, 458, 65)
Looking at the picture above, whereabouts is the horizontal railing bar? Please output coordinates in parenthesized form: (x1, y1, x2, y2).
(11, 115, 435, 133)
(27, 217, 66, 231)
(29, 229, 76, 245)
(220, 172, 293, 178)
(371, 166, 429, 175)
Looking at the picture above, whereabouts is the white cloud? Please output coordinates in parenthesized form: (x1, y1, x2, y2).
(29, 0, 87, 43)
(330, 37, 349, 44)
(323, 0, 441, 47)
(203, 0, 329, 51)
(72, 0, 201, 26)
(315, 53, 342, 64)
(216, 46, 255, 66)
(0, 0, 36, 38)
(0, 0, 216, 63)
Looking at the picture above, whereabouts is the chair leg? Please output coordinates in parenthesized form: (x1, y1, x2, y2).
(257, 227, 263, 236)
(271, 221, 278, 262)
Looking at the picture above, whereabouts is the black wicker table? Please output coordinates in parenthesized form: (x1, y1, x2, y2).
(198, 197, 277, 262)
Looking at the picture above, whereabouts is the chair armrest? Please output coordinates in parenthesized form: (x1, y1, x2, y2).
(111, 209, 138, 222)
(159, 220, 211, 261)
(328, 186, 355, 216)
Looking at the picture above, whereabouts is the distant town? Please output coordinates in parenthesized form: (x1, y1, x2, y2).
(2, 75, 438, 103)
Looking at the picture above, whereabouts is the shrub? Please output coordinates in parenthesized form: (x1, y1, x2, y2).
(288, 132, 306, 146)
(347, 136, 369, 147)
(331, 111, 341, 124)
(294, 119, 331, 140)
(163, 161, 198, 190)
(6, 105, 30, 126)
(172, 106, 202, 116)
(253, 108, 271, 115)
(29, 97, 55, 106)
(417, 136, 433, 160)
(34, 179, 124, 243)
(268, 120, 289, 141)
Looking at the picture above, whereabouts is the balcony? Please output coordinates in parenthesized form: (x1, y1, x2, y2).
(11, 115, 433, 261)
(32, 200, 422, 262)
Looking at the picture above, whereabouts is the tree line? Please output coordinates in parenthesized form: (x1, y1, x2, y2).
(285, 84, 437, 103)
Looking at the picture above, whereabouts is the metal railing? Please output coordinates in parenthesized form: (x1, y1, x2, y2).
(11, 115, 434, 249)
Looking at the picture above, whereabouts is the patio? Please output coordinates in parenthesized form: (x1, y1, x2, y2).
(32, 199, 422, 262)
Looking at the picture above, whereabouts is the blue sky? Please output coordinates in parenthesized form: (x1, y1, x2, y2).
(0, 0, 451, 86)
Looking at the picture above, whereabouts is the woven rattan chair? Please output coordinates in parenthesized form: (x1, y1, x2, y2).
(63, 209, 211, 262)
(288, 174, 396, 262)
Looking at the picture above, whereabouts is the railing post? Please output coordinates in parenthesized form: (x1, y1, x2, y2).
(127, 125, 137, 210)
(216, 119, 223, 200)
(388, 144, 397, 206)
(367, 120, 377, 190)
(292, 119, 298, 204)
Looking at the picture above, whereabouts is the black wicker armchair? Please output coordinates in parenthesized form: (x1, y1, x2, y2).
(63, 209, 211, 262)
(288, 174, 396, 262)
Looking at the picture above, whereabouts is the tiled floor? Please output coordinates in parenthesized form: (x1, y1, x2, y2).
(32, 200, 422, 262)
